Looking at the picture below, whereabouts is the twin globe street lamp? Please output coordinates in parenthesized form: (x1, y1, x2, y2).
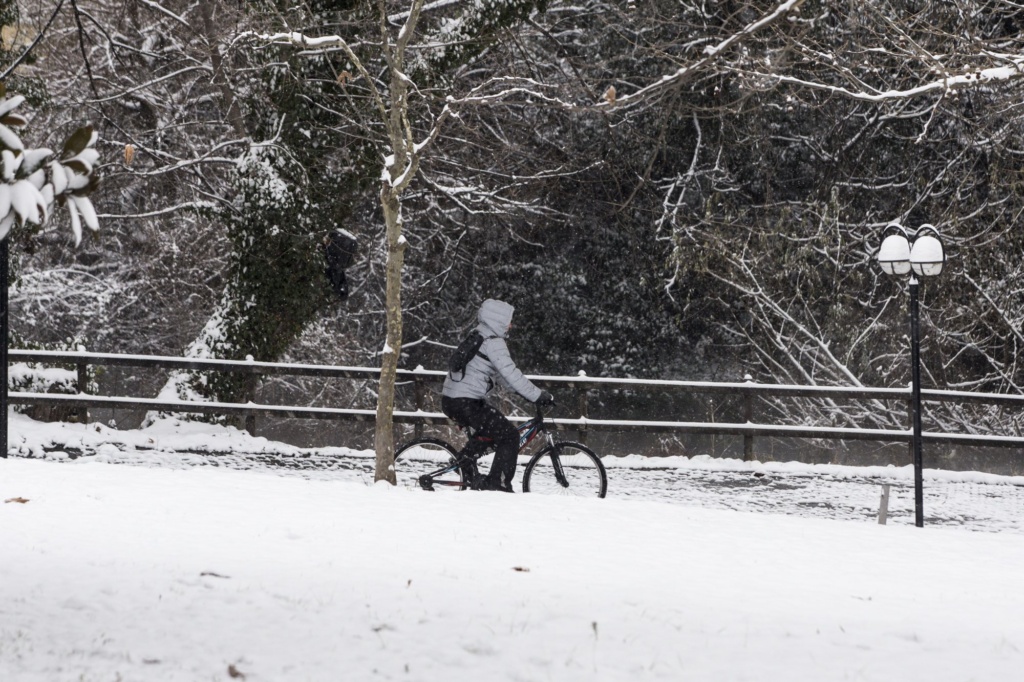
(877, 223, 946, 528)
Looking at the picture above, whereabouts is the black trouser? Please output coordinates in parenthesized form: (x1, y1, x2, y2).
(441, 396, 519, 486)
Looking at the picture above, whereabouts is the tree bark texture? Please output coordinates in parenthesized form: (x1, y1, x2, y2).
(374, 187, 407, 483)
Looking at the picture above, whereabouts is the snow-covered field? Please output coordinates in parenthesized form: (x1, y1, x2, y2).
(3, 412, 1024, 681)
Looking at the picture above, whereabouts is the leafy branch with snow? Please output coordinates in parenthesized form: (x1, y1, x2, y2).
(0, 83, 100, 244)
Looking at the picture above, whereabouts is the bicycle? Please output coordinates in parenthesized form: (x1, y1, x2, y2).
(394, 406, 608, 497)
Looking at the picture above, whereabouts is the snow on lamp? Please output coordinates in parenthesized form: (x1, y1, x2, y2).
(877, 223, 911, 276)
(909, 224, 945, 277)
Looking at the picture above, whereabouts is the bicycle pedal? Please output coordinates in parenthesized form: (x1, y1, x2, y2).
(418, 475, 435, 492)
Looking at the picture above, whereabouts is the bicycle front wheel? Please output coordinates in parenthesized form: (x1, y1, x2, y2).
(522, 441, 607, 498)
(393, 438, 466, 491)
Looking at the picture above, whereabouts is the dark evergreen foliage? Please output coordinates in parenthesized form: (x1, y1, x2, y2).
(8, 0, 1024, 440)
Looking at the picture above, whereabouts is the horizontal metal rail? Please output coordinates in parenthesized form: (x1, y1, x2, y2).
(8, 350, 1024, 453)
(10, 392, 1024, 450)
(10, 349, 1024, 406)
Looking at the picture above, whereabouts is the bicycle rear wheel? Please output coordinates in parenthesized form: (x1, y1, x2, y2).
(393, 438, 466, 491)
(522, 441, 607, 498)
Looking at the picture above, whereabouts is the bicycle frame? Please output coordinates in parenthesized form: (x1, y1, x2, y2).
(520, 409, 570, 488)
(513, 410, 552, 451)
(512, 410, 570, 488)
(417, 408, 567, 490)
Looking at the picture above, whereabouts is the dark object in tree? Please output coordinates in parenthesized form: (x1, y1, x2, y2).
(322, 229, 358, 299)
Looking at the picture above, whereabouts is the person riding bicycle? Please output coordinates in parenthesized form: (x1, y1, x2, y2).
(441, 299, 554, 492)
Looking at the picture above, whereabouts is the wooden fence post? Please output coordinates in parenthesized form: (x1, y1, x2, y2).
(77, 357, 89, 425)
(743, 375, 754, 462)
(244, 365, 258, 436)
(414, 376, 425, 440)
(576, 376, 589, 444)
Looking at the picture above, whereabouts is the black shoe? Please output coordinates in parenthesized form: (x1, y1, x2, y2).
(459, 461, 479, 483)
(468, 474, 492, 491)
(496, 471, 515, 493)
(469, 474, 515, 493)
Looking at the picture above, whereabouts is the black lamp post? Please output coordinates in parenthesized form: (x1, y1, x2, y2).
(877, 223, 945, 527)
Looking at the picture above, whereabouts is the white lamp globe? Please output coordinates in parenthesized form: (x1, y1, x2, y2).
(878, 232, 912, 276)
(910, 232, 945, 277)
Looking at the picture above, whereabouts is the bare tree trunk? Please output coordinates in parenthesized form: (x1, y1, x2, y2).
(374, 187, 407, 483)
(369, 0, 421, 484)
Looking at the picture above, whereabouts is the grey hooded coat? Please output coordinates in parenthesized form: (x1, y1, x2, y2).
(441, 299, 543, 403)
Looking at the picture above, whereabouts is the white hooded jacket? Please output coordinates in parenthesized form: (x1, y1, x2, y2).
(441, 299, 544, 403)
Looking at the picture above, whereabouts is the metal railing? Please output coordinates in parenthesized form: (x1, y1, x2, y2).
(7, 349, 1024, 457)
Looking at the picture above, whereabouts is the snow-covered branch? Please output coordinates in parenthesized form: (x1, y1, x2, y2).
(454, 78, 579, 110)
(239, 30, 389, 123)
(86, 66, 211, 104)
(765, 58, 1024, 102)
(136, 0, 189, 27)
(607, 0, 806, 109)
(96, 201, 218, 221)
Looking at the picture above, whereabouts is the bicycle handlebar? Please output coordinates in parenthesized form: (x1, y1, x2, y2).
(532, 404, 550, 430)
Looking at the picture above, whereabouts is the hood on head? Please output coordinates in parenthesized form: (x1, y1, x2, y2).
(478, 299, 514, 338)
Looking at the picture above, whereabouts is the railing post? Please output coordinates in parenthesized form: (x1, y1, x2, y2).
(414, 375, 425, 440)
(878, 484, 891, 525)
(575, 372, 588, 444)
(77, 350, 89, 425)
(244, 357, 258, 436)
(742, 374, 754, 462)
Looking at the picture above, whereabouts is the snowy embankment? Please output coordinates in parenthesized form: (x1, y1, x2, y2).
(7, 411, 1024, 532)
(3, 412, 1024, 681)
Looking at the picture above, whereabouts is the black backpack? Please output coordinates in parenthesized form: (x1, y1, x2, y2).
(448, 330, 494, 380)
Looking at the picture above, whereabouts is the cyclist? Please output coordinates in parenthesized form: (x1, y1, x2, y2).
(441, 298, 554, 492)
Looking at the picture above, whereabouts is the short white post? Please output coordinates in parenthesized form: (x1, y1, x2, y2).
(878, 484, 891, 525)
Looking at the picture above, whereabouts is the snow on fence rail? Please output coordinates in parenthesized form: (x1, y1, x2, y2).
(7, 349, 1024, 456)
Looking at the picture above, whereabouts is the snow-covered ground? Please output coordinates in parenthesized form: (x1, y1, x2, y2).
(3, 412, 1024, 681)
